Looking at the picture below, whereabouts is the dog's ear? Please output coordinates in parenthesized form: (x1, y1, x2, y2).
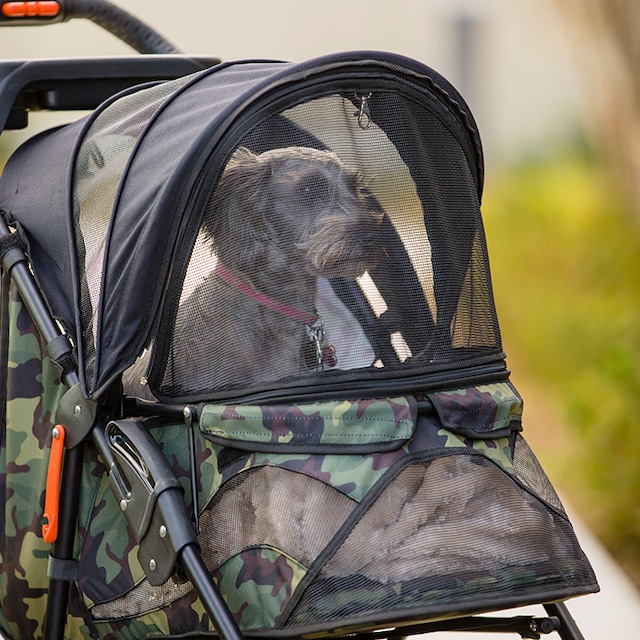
(202, 147, 272, 271)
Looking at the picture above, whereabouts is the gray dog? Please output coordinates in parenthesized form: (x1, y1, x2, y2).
(162, 145, 385, 393)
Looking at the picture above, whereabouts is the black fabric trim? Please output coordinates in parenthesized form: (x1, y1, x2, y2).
(0, 231, 26, 272)
(250, 587, 598, 639)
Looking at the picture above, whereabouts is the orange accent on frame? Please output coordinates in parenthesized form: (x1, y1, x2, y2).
(42, 425, 65, 544)
(2, 1, 61, 18)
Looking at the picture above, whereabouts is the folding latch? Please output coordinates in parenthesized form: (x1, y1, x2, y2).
(102, 419, 197, 585)
(41, 384, 97, 542)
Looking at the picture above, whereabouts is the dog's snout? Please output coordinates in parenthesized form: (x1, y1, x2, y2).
(301, 205, 384, 280)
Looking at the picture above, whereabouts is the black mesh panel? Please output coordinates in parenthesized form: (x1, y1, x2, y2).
(200, 466, 357, 570)
(152, 89, 502, 400)
(286, 456, 597, 630)
(72, 76, 191, 388)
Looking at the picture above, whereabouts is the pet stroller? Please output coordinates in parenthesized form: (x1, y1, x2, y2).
(0, 2, 598, 639)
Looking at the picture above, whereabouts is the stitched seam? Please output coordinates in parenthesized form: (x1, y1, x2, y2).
(211, 413, 410, 423)
(202, 429, 410, 440)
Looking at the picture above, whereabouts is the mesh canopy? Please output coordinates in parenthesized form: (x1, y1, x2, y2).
(1, 52, 501, 400)
(73, 76, 193, 387)
(148, 79, 501, 401)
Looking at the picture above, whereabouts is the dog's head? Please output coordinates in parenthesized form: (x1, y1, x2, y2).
(203, 146, 384, 280)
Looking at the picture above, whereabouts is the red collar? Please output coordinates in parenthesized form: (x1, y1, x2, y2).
(214, 261, 337, 368)
(214, 261, 319, 325)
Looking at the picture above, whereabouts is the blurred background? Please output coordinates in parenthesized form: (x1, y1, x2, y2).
(1, 0, 639, 632)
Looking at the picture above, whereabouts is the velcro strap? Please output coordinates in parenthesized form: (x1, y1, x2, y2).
(0, 233, 26, 271)
(47, 555, 78, 582)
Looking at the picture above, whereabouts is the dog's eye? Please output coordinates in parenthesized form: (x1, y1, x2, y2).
(299, 175, 329, 200)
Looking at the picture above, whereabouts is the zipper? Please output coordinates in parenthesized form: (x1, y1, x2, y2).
(191, 361, 509, 408)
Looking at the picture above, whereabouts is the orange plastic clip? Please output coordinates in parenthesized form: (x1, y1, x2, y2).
(42, 424, 65, 544)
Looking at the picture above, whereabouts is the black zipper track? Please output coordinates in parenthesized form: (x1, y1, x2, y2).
(133, 362, 508, 414)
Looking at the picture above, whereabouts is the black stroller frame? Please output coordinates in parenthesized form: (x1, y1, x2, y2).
(0, 3, 596, 639)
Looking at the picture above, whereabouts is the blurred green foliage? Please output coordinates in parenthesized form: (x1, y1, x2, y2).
(483, 151, 640, 585)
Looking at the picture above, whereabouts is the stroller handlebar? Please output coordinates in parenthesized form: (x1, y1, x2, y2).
(0, 0, 179, 54)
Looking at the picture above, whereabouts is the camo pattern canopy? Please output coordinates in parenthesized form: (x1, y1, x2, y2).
(0, 51, 499, 402)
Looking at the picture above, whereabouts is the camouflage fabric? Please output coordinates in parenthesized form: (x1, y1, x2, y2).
(424, 381, 525, 474)
(75, 382, 596, 638)
(428, 382, 524, 438)
(199, 397, 415, 449)
(0, 286, 67, 640)
(0, 288, 597, 639)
